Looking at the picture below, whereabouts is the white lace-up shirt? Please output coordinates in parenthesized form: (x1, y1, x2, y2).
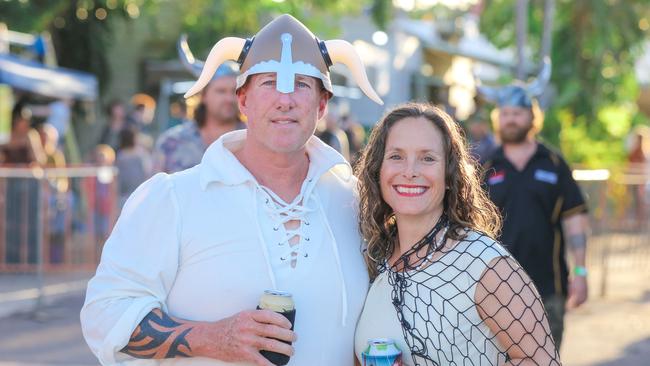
(81, 130, 369, 365)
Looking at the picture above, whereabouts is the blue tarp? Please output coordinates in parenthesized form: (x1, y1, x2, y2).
(0, 54, 98, 101)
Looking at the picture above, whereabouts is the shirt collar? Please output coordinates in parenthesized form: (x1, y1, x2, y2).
(492, 141, 548, 163)
(199, 129, 352, 190)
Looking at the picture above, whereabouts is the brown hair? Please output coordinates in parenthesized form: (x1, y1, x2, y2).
(356, 102, 502, 279)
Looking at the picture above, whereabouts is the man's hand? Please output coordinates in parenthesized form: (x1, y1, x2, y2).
(190, 309, 296, 366)
(566, 275, 588, 309)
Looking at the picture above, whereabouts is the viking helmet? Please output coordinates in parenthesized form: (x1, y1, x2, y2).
(476, 57, 551, 108)
(183, 14, 383, 105)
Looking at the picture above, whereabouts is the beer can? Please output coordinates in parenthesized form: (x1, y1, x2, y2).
(362, 338, 403, 366)
(257, 290, 296, 366)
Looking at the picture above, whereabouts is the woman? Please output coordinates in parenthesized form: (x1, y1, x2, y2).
(354, 103, 560, 365)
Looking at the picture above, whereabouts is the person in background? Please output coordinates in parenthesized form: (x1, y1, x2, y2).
(340, 114, 366, 167)
(165, 99, 190, 131)
(28, 98, 73, 147)
(467, 115, 496, 163)
(154, 55, 244, 173)
(0, 103, 44, 165)
(1, 103, 44, 264)
(480, 61, 589, 349)
(90, 144, 117, 251)
(317, 106, 350, 161)
(115, 128, 152, 207)
(99, 99, 128, 152)
(627, 128, 648, 227)
(35, 122, 69, 263)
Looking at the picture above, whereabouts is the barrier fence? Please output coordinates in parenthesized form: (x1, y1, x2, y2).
(575, 163, 650, 298)
(0, 164, 647, 300)
(0, 165, 118, 273)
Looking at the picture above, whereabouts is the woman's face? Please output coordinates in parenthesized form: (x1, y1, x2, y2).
(380, 116, 447, 222)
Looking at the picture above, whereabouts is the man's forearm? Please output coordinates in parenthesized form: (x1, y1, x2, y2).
(121, 309, 194, 359)
(566, 232, 587, 267)
(563, 213, 588, 268)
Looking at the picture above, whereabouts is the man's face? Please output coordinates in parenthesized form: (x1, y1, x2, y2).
(498, 106, 534, 144)
(201, 76, 238, 123)
(237, 73, 328, 154)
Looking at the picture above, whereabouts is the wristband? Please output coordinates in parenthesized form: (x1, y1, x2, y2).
(573, 266, 588, 277)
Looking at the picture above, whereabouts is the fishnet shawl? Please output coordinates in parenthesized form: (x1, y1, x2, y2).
(380, 219, 561, 365)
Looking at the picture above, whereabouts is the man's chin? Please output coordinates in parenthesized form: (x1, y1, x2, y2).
(500, 134, 528, 144)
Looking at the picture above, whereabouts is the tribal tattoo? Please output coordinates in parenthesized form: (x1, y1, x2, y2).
(567, 233, 587, 250)
(121, 309, 193, 359)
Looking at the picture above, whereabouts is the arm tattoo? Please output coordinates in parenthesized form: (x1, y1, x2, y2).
(567, 233, 587, 250)
(121, 309, 193, 359)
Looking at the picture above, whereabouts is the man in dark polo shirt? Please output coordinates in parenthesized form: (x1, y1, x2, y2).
(480, 78, 589, 350)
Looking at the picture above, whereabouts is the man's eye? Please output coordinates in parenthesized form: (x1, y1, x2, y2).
(296, 81, 310, 88)
(262, 80, 276, 86)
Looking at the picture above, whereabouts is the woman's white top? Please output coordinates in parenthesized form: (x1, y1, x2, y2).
(355, 230, 510, 365)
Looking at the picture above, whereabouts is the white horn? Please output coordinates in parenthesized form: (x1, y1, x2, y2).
(184, 37, 246, 98)
(325, 40, 383, 105)
(177, 34, 204, 78)
(526, 56, 552, 97)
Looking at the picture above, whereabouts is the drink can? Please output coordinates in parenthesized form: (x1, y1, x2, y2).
(257, 290, 296, 366)
(362, 338, 403, 366)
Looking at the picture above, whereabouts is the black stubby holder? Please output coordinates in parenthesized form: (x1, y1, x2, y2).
(256, 307, 296, 366)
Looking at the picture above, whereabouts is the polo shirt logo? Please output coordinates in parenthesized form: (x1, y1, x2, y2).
(488, 170, 505, 185)
(534, 169, 558, 184)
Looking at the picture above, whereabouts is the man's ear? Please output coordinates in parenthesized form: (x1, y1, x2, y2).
(317, 91, 330, 121)
(237, 87, 247, 115)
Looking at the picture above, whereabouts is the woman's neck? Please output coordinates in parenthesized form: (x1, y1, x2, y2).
(393, 209, 444, 257)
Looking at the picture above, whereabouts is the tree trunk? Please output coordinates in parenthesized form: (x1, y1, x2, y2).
(515, 0, 528, 80)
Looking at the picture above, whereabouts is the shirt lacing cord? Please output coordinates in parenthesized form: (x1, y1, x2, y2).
(253, 180, 349, 327)
(260, 187, 317, 263)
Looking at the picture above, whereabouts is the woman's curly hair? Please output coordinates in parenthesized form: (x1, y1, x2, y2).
(356, 103, 502, 279)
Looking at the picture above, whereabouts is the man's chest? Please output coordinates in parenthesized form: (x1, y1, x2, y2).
(486, 162, 562, 210)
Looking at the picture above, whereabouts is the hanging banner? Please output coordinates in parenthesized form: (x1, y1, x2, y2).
(0, 83, 13, 144)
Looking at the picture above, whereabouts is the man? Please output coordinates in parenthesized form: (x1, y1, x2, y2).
(480, 63, 589, 349)
(81, 14, 382, 365)
(154, 37, 245, 174)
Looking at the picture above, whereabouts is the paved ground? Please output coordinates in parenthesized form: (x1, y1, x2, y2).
(560, 263, 650, 366)
(0, 294, 97, 366)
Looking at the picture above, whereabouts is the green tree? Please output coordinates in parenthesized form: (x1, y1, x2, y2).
(178, 0, 364, 59)
(0, 0, 158, 91)
(480, 0, 650, 166)
(1, 0, 365, 90)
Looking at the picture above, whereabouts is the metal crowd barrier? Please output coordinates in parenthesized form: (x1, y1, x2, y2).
(0, 165, 118, 273)
(574, 164, 650, 298)
(0, 164, 646, 301)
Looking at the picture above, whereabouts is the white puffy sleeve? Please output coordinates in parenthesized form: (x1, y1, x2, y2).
(80, 173, 181, 365)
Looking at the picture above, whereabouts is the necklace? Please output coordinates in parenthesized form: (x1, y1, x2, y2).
(389, 215, 449, 273)
(414, 225, 448, 271)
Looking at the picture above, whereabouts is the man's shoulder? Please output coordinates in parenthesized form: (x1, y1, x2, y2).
(536, 142, 570, 168)
(481, 146, 505, 170)
(156, 123, 199, 148)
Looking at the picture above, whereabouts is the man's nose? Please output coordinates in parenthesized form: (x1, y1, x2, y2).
(276, 91, 295, 111)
